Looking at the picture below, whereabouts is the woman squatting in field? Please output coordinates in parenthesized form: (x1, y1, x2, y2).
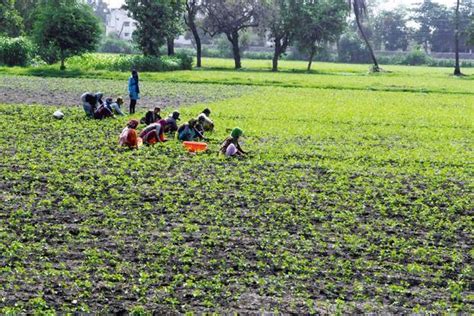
(119, 119, 140, 149)
(81, 92, 103, 117)
(220, 128, 246, 157)
(140, 119, 168, 145)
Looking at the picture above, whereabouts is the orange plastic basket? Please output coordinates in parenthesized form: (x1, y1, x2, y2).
(183, 141, 208, 152)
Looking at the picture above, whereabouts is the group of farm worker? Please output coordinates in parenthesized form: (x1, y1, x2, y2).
(81, 70, 140, 119)
(80, 69, 245, 156)
(119, 108, 246, 157)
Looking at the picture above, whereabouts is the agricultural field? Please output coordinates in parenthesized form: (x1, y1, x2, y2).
(0, 58, 473, 313)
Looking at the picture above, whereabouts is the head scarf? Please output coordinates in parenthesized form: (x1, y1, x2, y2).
(128, 119, 139, 129)
(231, 127, 243, 139)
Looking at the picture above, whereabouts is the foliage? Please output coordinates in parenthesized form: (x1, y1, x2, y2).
(214, 32, 255, 59)
(0, 36, 34, 66)
(13, 0, 38, 32)
(337, 32, 370, 63)
(124, 0, 185, 56)
(65, 53, 193, 72)
(32, 0, 102, 70)
(263, 0, 301, 71)
(373, 10, 410, 51)
(0, 64, 473, 313)
(410, 0, 473, 53)
(0, 0, 24, 37)
(401, 49, 433, 66)
(470, 17, 474, 44)
(202, 0, 265, 69)
(98, 35, 139, 54)
(294, 0, 347, 71)
(85, 0, 110, 24)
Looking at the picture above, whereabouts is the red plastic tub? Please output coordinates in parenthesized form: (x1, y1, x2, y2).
(183, 141, 208, 152)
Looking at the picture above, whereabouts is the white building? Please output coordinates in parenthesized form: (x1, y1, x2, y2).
(106, 9, 137, 41)
(105, 8, 193, 46)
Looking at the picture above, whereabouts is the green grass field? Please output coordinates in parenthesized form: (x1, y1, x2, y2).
(0, 57, 473, 313)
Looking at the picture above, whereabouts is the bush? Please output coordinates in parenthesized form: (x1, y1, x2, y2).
(66, 53, 193, 72)
(401, 50, 432, 66)
(243, 51, 273, 60)
(337, 33, 371, 63)
(98, 36, 138, 54)
(0, 36, 35, 66)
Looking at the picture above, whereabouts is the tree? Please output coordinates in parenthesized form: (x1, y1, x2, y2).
(33, 0, 102, 70)
(469, 17, 474, 44)
(202, 0, 264, 69)
(86, 0, 110, 24)
(411, 0, 447, 52)
(125, 0, 184, 56)
(264, 0, 300, 72)
(348, 0, 379, 71)
(0, 0, 24, 37)
(454, 0, 462, 75)
(165, 0, 185, 55)
(295, 0, 347, 71)
(13, 0, 39, 32)
(184, 0, 203, 67)
(373, 10, 410, 51)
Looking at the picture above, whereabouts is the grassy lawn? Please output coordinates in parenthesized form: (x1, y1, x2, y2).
(0, 59, 473, 313)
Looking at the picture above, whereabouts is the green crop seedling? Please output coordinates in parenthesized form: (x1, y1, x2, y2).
(0, 57, 473, 314)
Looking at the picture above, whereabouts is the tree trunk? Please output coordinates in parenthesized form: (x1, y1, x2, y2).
(190, 24, 202, 67)
(307, 47, 316, 72)
(60, 50, 65, 71)
(185, 3, 202, 68)
(355, 15, 379, 72)
(454, 0, 462, 76)
(227, 31, 241, 69)
(272, 39, 281, 72)
(167, 37, 175, 56)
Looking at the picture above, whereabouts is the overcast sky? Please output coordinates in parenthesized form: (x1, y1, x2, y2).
(104, 0, 457, 9)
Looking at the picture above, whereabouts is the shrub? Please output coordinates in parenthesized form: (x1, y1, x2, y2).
(401, 50, 432, 66)
(0, 36, 35, 66)
(337, 33, 371, 63)
(98, 36, 138, 54)
(66, 53, 193, 72)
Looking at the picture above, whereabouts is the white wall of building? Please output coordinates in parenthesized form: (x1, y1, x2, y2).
(106, 9, 137, 41)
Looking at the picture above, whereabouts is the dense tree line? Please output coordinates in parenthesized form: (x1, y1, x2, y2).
(0, 0, 473, 73)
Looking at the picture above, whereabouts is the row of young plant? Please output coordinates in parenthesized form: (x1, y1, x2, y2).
(1, 79, 472, 313)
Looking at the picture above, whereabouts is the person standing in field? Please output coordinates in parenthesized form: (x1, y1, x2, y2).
(119, 119, 140, 149)
(220, 128, 246, 157)
(128, 69, 140, 114)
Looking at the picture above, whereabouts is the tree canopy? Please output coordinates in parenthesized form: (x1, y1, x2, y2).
(33, 0, 102, 69)
(125, 0, 185, 56)
(295, 0, 347, 71)
(0, 0, 24, 37)
(202, 0, 265, 69)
